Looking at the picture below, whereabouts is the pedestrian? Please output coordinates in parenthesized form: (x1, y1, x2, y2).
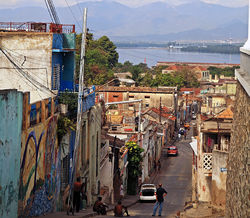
(73, 177, 82, 213)
(120, 183, 124, 200)
(184, 130, 187, 140)
(152, 184, 168, 217)
(157, 160, 161, 172)
(154, 160, 157, 171)
(178, 133, 181, 140)
(93, 196, 108, 215)
(114, 200, 130, 217)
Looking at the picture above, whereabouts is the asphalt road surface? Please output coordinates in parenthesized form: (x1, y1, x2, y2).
(97, 127, 193, 218)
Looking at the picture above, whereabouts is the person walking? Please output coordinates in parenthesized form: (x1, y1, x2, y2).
(73, 177, 82, 213)
(152, 184, 167, 216)
(157, 160, 161, 172)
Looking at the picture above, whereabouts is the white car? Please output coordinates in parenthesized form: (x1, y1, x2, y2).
(139, 184, 157, 202)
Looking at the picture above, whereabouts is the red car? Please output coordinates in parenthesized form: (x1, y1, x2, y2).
(167, 145, 178, 156)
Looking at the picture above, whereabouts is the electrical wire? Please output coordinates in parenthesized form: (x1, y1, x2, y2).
(3, 48, 50, 87)
(64, 0, 82, 30)
(73, 0, 83, 16)
(1, 45, 52, 66)
(0, 48, 56, 95)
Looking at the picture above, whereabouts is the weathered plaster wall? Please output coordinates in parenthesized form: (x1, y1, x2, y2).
(197, 131, 212, 202)
(226, 81, 250, 218)
(0, 90, 23, 218)
(211, 150, 228, 208)
(0, 32, 53, 103)
(78, 104, 102, 206)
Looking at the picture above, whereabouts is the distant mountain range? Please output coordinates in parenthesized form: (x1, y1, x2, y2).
(0, 1, 248, 42)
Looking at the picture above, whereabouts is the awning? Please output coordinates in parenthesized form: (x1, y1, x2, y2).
(189, 138, 197, 156)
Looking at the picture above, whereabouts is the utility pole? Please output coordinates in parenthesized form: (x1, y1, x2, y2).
(68, 8, 87, 214)
(159, 97, 162, 123)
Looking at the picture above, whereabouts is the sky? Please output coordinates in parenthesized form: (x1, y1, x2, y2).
(0, 0, 247, 8)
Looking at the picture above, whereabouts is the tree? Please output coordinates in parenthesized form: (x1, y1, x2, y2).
(125, 141, 144, 195)
(97, 36, 119, 68)
(74, 33, 117, 86)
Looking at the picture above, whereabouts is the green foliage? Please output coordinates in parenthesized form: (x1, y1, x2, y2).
(58, 92, 78, 120)
(57, 116, 76, 144)
(125, 141, 144, 178)
(208, 66, 239, 78)
(181, 44, 241, 54)
(97, 36, 119, 67)
(172, 68, 200, 88)
(75, 33, 118, 86)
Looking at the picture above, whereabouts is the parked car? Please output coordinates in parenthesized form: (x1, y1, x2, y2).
(184, 122, 190, 130)
(167, 145, 178, 156)
(139, 184, 156, 202)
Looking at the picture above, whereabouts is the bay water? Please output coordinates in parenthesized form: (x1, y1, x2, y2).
(117, 48, 240, 67)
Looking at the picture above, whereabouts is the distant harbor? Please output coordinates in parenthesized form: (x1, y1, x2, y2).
(117, 47, 240, 67)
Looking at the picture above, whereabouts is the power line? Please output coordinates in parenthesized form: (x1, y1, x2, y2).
(2, 48, 50, 86)
(73, 0, 83, 16)
(0, 48, 56, 95)
(1, 45, 52, 66)
(64, 0, 82, 30)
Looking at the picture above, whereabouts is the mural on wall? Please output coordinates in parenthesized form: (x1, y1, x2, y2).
(18, 116, 60, 217)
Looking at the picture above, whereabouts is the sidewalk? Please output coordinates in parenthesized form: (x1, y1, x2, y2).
(39, 194, 138, 218)
(40, 167, 160, 218)
(39, 134, 178, 218)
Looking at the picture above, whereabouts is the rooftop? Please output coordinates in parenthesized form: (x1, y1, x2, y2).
(0, 22, 75, 33)
(216, 107, 234, 119)
(96, 86, 177, 93)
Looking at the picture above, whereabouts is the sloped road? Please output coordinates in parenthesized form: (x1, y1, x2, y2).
(97, 130, 193, 218)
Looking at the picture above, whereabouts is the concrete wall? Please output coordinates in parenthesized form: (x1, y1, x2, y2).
(0, 90, 23, 218)
(211, 150, 228, 208)
(226, 81, 250, 217)
(0, 32, 53, 103)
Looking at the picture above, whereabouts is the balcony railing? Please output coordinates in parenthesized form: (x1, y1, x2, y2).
(0, 22, 75, 33)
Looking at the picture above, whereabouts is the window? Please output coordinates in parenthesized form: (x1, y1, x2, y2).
(111, 126, 117, 131)
(52, 64, 60, 90)
(145, 104, 149, 108)
(129, 95, 134, 98)
(145, 96, 150, 99)
(113, 95, 119, 98)
(30, 104, 37, 126)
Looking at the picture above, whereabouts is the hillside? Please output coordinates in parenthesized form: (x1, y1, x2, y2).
(0, 1, 247, 42)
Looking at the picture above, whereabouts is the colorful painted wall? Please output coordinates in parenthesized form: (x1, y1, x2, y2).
(0, 90, 23, 218)
(18, 96, 61, 217)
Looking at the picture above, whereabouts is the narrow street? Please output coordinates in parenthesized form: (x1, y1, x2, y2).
(97, 126, 193, 218)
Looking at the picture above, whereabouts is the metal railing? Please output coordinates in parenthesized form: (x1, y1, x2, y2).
(0, 22, 75, 33)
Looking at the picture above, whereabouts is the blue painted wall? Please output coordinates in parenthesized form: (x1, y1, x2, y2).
(0, 90, 23, 218)
(52, 33, 75, 92)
